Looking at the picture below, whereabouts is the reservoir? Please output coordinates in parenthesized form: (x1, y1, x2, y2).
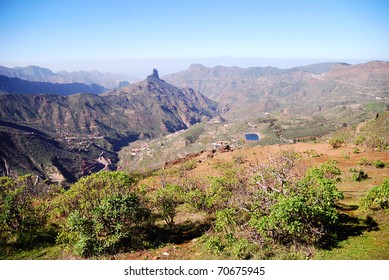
(245, 133, 261, 141)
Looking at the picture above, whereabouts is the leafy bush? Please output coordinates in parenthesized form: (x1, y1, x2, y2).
(304, 149, 322, 158)
(54, 171, 151, 257)
(349, 167, 358, 173)
(329, 137, 345, 149)
(352, 170, 368, 181)
(0, 175, 58, 246)
(201, 208, 255, 259)
(354, 135, 366, 146)
(250, 162, 343, 245)
(58, 193, 151, 257)
(357, 158, 371, 166)
(202, 157, 344, 260)
(360, 179, 389, 210)
(54, 171, 137, 218)
(373, 160, 385, 169)
(352, 147, 361, 154)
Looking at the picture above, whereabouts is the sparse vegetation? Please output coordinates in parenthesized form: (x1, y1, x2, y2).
(357, 157, 371, 166)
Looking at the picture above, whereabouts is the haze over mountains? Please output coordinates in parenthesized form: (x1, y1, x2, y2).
(0, 65, 136, 89)
(0, 60, 388, 181)
(0, 75, 107, 95)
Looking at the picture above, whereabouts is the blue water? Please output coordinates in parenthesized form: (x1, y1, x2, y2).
(245, 133, 260, 141)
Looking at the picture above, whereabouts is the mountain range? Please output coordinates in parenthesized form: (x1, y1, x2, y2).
(0, 61, 388, 181)
(163, 61, 389, 119)
(0, 75, 107, 95)
(0, 69, 219, 181)
(0, 65, 137, 89)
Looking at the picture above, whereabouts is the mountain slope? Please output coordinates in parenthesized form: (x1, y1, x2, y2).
(0, 69, 220, 181)
(103, 69, 221, 128)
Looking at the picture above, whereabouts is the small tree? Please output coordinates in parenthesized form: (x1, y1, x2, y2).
(153, 184, 183, 228)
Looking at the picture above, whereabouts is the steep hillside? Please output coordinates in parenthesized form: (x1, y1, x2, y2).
(0, 69, 220, 181)
(0, 75, 106, 95)
(103, 69, 221, 128)
(0, 65, 135, 88)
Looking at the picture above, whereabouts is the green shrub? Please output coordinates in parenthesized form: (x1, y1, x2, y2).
(54, 171, 151, 257)
(329, 137, 345, 149)
(360, 179, 389, 210)
(304, 149, 322, 158)
(357, 158, 371, 166)
(342, 152, 350, 159)
(0, 175, 58, 246)
(54, 171, 137, 218)
(181, 176, 234, 214)
(153, 184, 183, 228)
(352, 170, 368, 181)
(202, 208, 255, 259)
(349, 167, 358, 173)
(352, 147, 361, 154)
(373, 160, 385, 169)
(58, 192, 151, 257)
(250, 163, 343, 245)
(354, 135, 366, 146)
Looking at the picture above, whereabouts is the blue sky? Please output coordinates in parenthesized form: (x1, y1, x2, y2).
(0, 0, 388, 77)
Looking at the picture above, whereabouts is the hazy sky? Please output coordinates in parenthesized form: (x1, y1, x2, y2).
(0, 0, 388, 77)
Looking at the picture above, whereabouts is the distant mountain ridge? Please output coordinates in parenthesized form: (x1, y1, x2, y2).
(0, 65, 136, 88)
(163, 61, 389, 119)
(0, 75, 107, 95)
(0, 69, 220, 181)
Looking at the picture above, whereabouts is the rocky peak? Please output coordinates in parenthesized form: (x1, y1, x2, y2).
(147, 68, 160, 80)
(152, 68, 159, 79)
